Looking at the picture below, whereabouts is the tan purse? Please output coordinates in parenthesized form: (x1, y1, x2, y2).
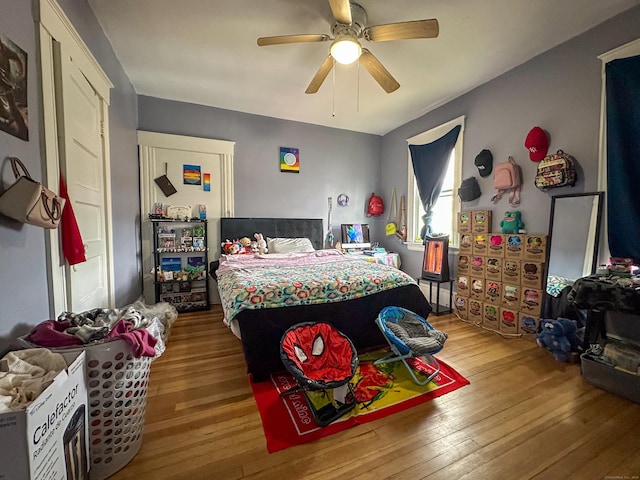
(0, 157, 65, 229)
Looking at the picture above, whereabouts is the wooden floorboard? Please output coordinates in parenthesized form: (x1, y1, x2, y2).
(108, 306, 640, 480)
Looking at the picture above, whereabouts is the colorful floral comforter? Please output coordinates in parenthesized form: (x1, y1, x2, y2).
(216, 250, 416, 327)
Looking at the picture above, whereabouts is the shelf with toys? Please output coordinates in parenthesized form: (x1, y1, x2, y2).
(151, 219, 209, 312)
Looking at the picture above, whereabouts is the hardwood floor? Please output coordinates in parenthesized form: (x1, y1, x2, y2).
(110, 306, 640, 480)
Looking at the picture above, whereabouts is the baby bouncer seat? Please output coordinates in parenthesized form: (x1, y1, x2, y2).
(280, 322, 358, 427)
(375, 306, 448, 385)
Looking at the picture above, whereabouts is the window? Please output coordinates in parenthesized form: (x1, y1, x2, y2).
(406, 116, 465, 251)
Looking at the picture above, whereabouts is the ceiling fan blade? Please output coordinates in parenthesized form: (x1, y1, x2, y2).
(305, 56, 334, 94)
(359, 49, 400, 93)
(257, 34, 330, 47)
(363, 19, 439, 42)
(328, 0, 352, 25)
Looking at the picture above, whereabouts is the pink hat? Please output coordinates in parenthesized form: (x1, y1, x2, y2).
(525, 126, 549, 162)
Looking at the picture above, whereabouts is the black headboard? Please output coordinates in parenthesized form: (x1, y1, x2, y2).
(220, 217, 324, 250)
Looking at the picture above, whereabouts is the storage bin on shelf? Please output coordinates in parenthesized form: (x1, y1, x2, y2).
(19, 337, 153, 480)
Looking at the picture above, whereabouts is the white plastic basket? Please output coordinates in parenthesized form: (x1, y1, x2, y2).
(19, 337, 152, 480)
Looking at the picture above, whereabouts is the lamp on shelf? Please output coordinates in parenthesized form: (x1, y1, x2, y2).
(330, 35, 362, 65)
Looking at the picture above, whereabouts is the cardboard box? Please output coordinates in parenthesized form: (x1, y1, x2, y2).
(485, 256, 503, 281)
(456, 275, 470, 296)
(470, 277, 485, 300)
(457, 254, 471, 275)
(472, 234, 489, 255)
(0, 351, 88, 480)
(454, 295, 469, 320)
(504, 234, 525, 260)
(520, 288, 543, 315)
(483, 303, 500, 331)
(519, 312, 540, 335)
(471, 210, 492, 233)
(470, 255, 486, 278)
(500, 307, 520, 334)
(458, 211, 472, 233)
(467, 299, 483, 324)
(524, 234, 548, 262)
(521, 261, 545, 289)
(484, 280, 502, 305)
(502, 259, 521, 285)
(502, 283, 521, 309)
(459, 233, 473, 254)
(487, 234, 505, 257)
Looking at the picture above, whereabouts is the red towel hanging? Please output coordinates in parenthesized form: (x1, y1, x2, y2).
(59, 174, 86, 266)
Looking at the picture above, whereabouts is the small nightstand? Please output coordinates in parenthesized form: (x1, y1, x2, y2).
(418, 278, 454, 316)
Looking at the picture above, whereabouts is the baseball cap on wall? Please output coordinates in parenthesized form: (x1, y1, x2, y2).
(474, 149, 493, 177)
(525, 126, 549, 162)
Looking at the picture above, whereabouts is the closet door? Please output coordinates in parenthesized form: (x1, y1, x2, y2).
(58, 54, 110, 312)
(138, 131, 235, 305)
(40, 0, 115, 315)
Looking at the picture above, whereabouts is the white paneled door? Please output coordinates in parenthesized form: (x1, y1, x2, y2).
(40, 0, 115, 316)
(60, 56, 109, 312)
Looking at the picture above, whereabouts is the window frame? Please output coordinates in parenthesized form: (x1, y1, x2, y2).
(406, 115, 465, 252)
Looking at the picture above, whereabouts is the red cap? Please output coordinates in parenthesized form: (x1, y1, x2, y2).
(525, 126, 549, 162)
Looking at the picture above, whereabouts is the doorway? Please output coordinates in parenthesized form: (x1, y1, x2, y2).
(39, 0, 115, 315)
(138, 131, 235, 305)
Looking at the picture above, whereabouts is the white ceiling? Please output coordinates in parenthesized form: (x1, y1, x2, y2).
(88, 0, 640, 135)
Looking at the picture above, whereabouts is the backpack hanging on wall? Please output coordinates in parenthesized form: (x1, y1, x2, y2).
(366, 192, 384, 217)
(534, 150, 577, 190)
(491, 156, 522, 208)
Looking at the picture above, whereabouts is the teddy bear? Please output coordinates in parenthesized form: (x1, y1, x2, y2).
(536, 318, 582, 362)
(254, 232, 268, 255)
(500, 211, 524, 234)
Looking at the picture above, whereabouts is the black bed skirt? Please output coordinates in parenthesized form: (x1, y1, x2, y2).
(236, 284, 432, 381)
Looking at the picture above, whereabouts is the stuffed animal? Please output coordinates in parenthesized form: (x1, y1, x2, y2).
(239, 237, 252, 253)
(500, 211, 524, 234)
(536, 318, 582, 362)
(221, 239, 240, 255)
(254, 233, 268, 254)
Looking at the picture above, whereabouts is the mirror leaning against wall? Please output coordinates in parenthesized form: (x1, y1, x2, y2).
(546, 191, 605, 281)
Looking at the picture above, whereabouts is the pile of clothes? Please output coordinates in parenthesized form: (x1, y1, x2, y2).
(23, 300, 178, 359)
(0, 348, 67, 413)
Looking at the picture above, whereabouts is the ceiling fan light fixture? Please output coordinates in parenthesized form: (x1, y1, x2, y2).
(330, 36, 362, 65)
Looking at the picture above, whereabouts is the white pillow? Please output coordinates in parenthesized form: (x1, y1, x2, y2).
(267, 237, 315, 254)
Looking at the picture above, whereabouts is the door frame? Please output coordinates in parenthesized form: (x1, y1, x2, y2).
(38, 0, 115, 315)
(138, 131, 235, 305)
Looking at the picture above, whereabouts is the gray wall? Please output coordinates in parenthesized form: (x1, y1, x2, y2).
(379, 5, 640, 279)
(138, 97, 382, 237)
(0, 0, 139, 349)
(0, 1, 49, 343)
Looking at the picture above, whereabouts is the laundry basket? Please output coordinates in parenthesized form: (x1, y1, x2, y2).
(19, 337, 152, 480)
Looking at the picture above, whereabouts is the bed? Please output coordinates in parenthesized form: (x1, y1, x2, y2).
(211, 217, 432, 380)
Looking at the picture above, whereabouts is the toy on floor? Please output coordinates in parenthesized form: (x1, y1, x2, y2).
(536, 318, 582, 362)
(500, 211, 524, 234)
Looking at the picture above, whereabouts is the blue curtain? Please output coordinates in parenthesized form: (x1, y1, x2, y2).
(409, 125, 461, 239)
(606, 55, 640, 264)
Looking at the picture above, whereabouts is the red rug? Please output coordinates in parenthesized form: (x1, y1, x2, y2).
(250, 349, 469, 453)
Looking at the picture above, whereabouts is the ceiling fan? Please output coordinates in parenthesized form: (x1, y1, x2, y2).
(257, 0, 439, 94)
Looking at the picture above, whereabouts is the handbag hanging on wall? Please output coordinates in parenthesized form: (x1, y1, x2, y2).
(385, 186, 397, 236)
(0, 157, 65, 229)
